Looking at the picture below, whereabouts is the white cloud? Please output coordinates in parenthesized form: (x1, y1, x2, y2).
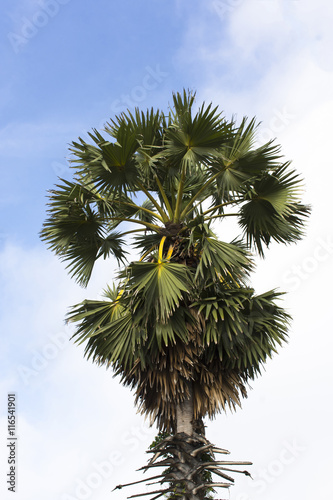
(177, 0, 333, 120)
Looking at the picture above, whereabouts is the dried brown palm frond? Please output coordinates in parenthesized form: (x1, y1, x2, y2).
(120, 338, 248, 432)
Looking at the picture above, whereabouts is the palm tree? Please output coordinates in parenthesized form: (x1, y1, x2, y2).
(41, 90, 309, 499)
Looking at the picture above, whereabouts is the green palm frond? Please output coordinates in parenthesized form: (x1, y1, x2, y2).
(97, 232, 128, 262)
(125, 258, 191, 322)
(232, 290, 289, 377)
(238, 165, 310, 255)
(195, 237, 253, 282)
(105, 107, 164, 182)
(236, 139, 282, 176)
(89, 313, 141, 369)
(69, 294, 141, 369)
(207, 130, 282, 200)
(133, 232, 162, 256)
(200, 288, 289, 377)
(70, 124, 140, 195)
(69, 285, 192, 369)
(105, 107, 162, 147)
(222, 117, 258, 163)
(152, 307, 190, 348)
(40, 179, 128, 286)
(165, 92, 231, 172)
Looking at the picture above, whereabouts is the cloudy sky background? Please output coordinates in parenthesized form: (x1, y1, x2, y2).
(0, 0, 332, 499)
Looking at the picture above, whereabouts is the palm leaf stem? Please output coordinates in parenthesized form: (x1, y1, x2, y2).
(227, 270, 241, 288)
(120, 228, 147, 236)
(173, 165, 187, 223)
(170, 183, 176, 213)
(137, 181, 169, 223)
(112, 217, 162, 232)
(158, 236, 167, 263)
(139, 243, 160, 261)
(180, 171, 222, 220)
(118, 200, 164, 223)
(201, 200, 239, 216)
(204, 213, 239, 222)
(154, 174, 174, 220)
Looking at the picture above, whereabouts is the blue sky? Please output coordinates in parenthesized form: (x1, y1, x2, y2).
(1, 1, 333, 499)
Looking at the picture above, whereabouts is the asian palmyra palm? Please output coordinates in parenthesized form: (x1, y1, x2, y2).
(41, 91, 309, 499)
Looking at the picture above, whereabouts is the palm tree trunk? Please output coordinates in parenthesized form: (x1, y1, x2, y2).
(176, 382, 194, 435)
(174, 383, 203, 500)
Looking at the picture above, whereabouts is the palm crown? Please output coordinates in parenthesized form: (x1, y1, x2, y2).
(41, 90, 309, 432)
